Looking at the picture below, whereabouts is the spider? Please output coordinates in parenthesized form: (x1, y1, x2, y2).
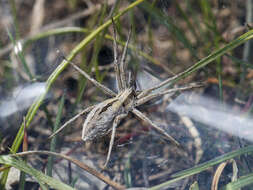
(51, 20, 201, 168)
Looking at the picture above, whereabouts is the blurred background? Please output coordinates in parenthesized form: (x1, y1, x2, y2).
(0, 0, 253, 189)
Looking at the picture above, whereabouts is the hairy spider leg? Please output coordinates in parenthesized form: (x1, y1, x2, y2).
(68, 60, 116, 97)
(119, 26, 132, 90)
(131, 108, 180, 146)
(137, 64, 197, 99)
(49, 105, 95, 139)
(111, 18, 122, 92)
(111, 18, 132, 91)
(103, 113, 128, 168)
(135, 83, 203, 106)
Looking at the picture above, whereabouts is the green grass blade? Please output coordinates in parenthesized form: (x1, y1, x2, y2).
(6, 29, 34, 80)
(166, 29, 253, 85)
(93, 2, 108, 82)
(18, 164, 26, 190)
(225, 54, 253, 69)
(215, 34, 223, 101)
(47, 93, 65, 177)
(149, 145, 253, 190)
(124, 157, 132, 188)
(225, 172, 253, 190)
(189, 181, 199, 190)
(0, 0, 146, 187)
(186, 2, 206, 43)
(9, 0, 20, 39)
(175, 2, 199, 41)
(140, 1, 199, 60)
(0, 155, 75, 190)
(201, 0, 223, 101)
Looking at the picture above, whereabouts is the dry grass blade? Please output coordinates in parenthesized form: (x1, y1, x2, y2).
(15, 151, 125, 190)
(211, 161, 228, 190)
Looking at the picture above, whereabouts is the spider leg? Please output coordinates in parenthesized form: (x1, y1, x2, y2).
(135, 83, 203, 107)
(103, 113, 128, 169)
(63, 58, 116, 97)
(131, 108, 180, 147)
(119, 27, 132, 89)
(137, 68, 191, 99)
(111, 18, 123, 92)
(49, 105, 95, 139)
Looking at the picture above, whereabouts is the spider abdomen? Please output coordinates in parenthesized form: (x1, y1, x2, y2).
(81, 89, 133, 142)
(81, 98, 124, 141)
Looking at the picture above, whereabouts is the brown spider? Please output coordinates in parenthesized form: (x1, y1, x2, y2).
(50, 20, 201, 168)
